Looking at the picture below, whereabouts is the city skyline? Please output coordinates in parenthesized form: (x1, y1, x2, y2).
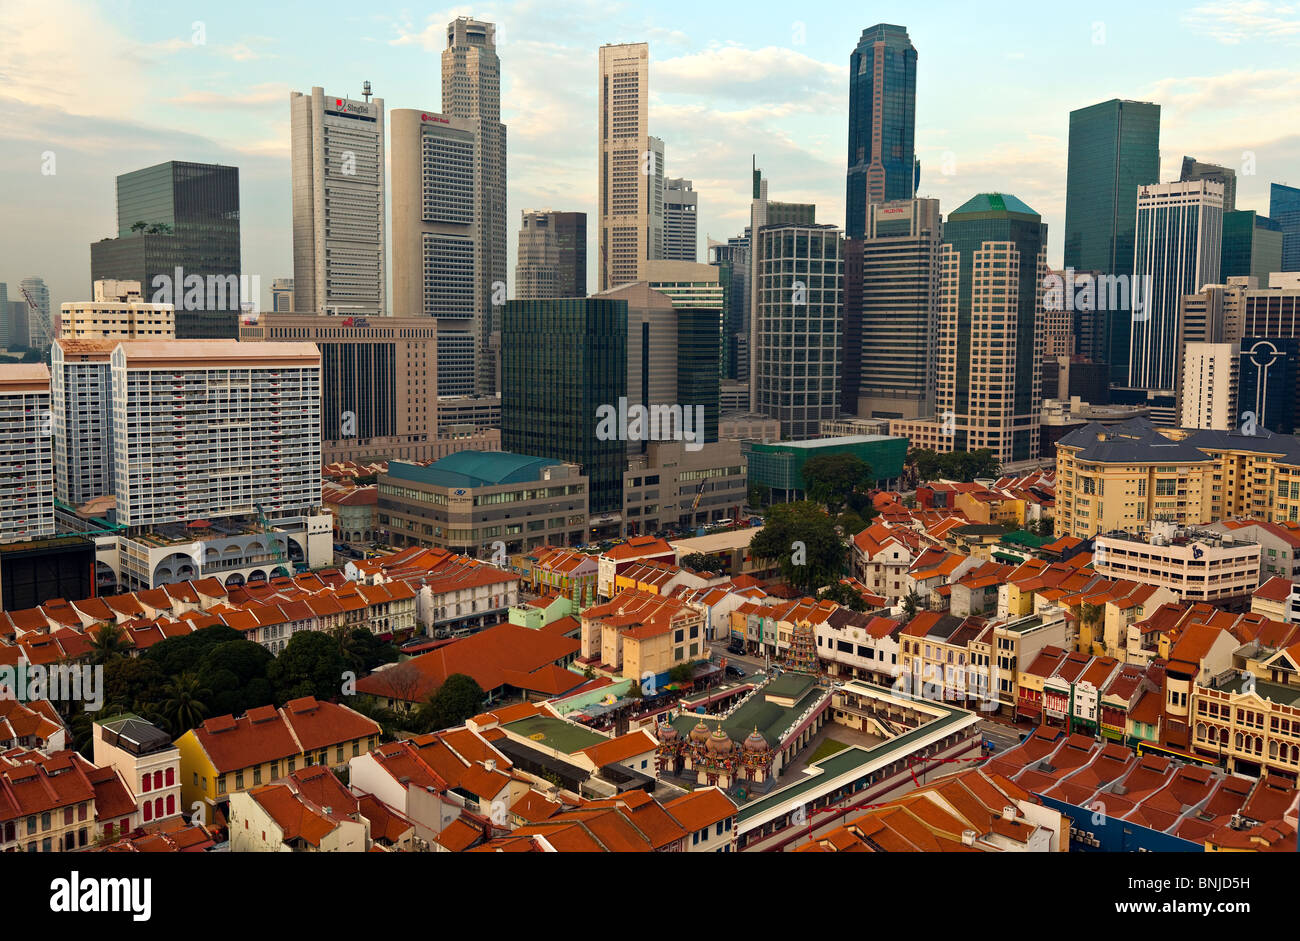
(4, 0, 1298, 314)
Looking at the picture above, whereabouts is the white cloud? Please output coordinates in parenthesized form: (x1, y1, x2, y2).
(1182, 1, 1300, 45)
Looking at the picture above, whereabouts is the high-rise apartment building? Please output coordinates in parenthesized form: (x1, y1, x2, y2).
(443, 17, 507, 395)
(61, 280, 175, 340)
(290, 86, 385, 318)
(1271, 183, 1300, 272)
(846, 24, 917, 240)
(0, 364, 54, 544)
(110, 341, 322, 529)
(1180, 156, 1237, 212)
(19, 278, 51, 349)
(663, 178, 698, 261)
(852, 197, 941, 420)
(240, 314, 456, 466)
(91, 161, 241, 338)
(598, 43, 664, 291)
(1128, 181, 1224, 393)
(892, 194, 1047, 464)
(1063, 99, 1160, 381)
(1221, 210, 1283, 284)
(1179, 342, 1239, 430)
(50, 339, 116, 505)
(753, 223, 844, 441)
(391, 107, 478, 397)
(501, 298, 628, 518)
(515, 210, 587, 298)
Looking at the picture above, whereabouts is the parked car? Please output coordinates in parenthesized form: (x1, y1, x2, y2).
(725, 665, 746, 678)
(726, 643, 745, 656)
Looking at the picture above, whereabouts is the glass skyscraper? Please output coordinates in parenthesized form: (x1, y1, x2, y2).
(1221, 210, 1283, 284)
(1271, 183, 1300, 272)
(1063, 99, 1160, 382)
(501, 298, 628, 515)
(846, 24, 917, 240)
(90, 161, 241, 338)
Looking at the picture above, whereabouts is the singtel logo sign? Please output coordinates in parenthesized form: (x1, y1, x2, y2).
(330, 98, 370, 116)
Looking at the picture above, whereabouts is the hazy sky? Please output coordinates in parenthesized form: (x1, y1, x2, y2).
(2, 0, 1298, 312)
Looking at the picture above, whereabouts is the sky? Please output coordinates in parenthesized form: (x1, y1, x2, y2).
(2, 0, 1299, 313)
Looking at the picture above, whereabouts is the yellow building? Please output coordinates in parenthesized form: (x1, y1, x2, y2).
(1054, 417, 1300, 540)
(177, 697, 381, 816)
(579, 589, 706, 682)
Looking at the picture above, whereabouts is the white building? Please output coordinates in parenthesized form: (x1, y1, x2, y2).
(93, 715, 183, 829)
(1179, 341, 1239, 430)
(1094, 528, 1261, 603)
(663, 178, 698, 261)
(60, 280, 175, 340)
(50, 339, 115, 505)
(290, 86, 386, 317)
(0, 364, 54, 544)
(20, 277, 52, 349)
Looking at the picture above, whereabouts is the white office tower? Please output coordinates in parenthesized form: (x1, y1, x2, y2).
(443, 17, 507, 395)
(1179, 342, 1240, 430)
(51, 339, 116, 505)
(0, 364, 54, 544)
(391, 107, 479, 397)
(664, 178, 698, 261)
(599, 42, 665, 290)
(290, 86, 386, 317)
(1128, 181, 1224, 393)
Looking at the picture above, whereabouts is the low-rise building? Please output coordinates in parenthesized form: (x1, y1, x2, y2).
(1094, 526, 1262, 604)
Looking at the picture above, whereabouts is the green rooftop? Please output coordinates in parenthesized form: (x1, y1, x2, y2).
(950, 192, 1040, 218)
(1218, 676, 1300, 706)
(1001, 530, 1051, 548)
(502, 714, 610, 754)
(671, 672, 823, 750)
(387, 451, 564, 490)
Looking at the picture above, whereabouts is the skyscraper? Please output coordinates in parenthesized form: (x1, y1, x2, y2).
(1180, 156, 1237, 212)
(663, 178, 698, 261)
(1129, 181, 1224, 393)
(443, 17, 507, 395)
(708, 236, 749, 380)
(846, 24, 917, 240)
(90, 161, 242, 338)
(1221, 210, 1283, 284)
(391, 107, 478, 396)
(515, 210, 587, 298)
(892, 195, 1046, 464)
(852, 198, 942, 420)
(598, 42, 664, 291)
(1063, 99, 1160, 381)
(290, 86, 386, 318)
(19, 278, 51, 349)
(501, 298, 628, 516)
(1271, 183, 1300, 272)
(753, 223, 844, 440)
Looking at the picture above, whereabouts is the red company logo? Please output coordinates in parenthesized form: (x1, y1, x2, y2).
(421, 113, 449, 124)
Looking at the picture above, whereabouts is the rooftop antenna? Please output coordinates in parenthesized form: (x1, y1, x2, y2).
(362, 80, 373, 103)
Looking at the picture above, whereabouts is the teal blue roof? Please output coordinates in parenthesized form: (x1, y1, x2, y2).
(950, 192, 1039, 218)
(388, 451, 563, 489)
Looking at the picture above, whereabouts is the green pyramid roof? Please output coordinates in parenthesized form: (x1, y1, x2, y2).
(950, 193, 1040, 218)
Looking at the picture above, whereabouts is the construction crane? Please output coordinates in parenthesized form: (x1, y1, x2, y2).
(19, 284, 54, 350)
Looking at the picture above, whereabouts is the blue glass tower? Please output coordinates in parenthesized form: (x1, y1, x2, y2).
(1272, 183, 1300, 272)
(846, 24, 917, 240)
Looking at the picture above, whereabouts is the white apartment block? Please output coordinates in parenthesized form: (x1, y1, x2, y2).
(60, 280, 175, 340)
(290, 87, 386, 317)
(0, 364, 54, 544)
(1179, 341, 1239, 430)
(598, 43, 664, 291)
(1094, 529, 1261, 603)
(51, 339, 116, 505)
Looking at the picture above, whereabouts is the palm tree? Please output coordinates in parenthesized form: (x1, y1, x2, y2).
(900, 589, 923, 621)
(88, 623, 131, 665)
(160, 672, 210, 737)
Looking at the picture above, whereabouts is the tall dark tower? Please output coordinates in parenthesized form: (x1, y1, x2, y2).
(846, 24, 917, 240)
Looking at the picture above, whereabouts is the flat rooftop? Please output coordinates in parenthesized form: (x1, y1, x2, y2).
(501, 713, 610, 755)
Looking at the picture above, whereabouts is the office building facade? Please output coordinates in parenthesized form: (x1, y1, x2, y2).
(1129, 181, 1224, 393)
(663, 178, 698, 261)
(598, 42, 664, 291)
(846, 24, 918, 240)
(1221, 210, 1283, 284)
(516, 210, 587, 299)
(90, 161, 242, 338)
(753, 223, 844, 441)
(709, 236, 749, 380)
(1271, 183, 1300, 272)
(1180, 156, 1237, 213)
(271, 279, 294, 312)
(1063, 99, 1160, 382)
(443, 16, 507, 395)
(501, 298, 628, 518)
(290, 87, 386, 317)
(19, 278, 51, 349)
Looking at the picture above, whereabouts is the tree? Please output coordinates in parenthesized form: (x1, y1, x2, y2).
(747, 483, 771, 509)
(900, 589, 923, 621)
(269, 631, 347, 703)
(333, 626, 398, 673)
(160, 672, 211, 737)
(819, 581, 868, 612)
(368, 661, 425, 714)
(749, 501, 846, 595)
(667, 661, 696, 685)
(196, 640, 275, 716)
(87, 623, 131, 665)
(145, 625, 243, 675)
(102, 656, 169, 719)
(680, 552, 726, 576)
(801, 453, 873, 515)
(416, 673, 485, 732)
